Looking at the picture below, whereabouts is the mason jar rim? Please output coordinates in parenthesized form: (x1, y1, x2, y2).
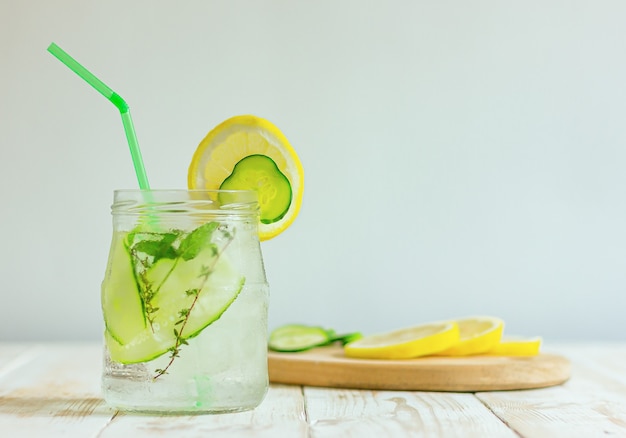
(111, 189, 260, 216)
(113, 189, 257, 194)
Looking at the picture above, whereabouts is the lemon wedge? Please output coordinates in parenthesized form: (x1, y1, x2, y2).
(343, 321, 460, 359)
(437, 316, 504, 356)
(486, 336, 542, 356)
(188, 115, 304, 241)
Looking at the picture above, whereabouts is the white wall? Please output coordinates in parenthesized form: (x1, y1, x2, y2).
(1, 0, 625, 342)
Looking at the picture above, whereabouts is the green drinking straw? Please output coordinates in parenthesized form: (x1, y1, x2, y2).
(47, 42, 150, 190)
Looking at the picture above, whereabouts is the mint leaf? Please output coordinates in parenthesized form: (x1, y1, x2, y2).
(133, 232, 180, 262)
(179, 222, 219, 261)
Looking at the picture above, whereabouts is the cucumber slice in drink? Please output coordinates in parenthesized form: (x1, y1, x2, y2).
(268, 324, 333, 352)
(148, 251, 244, 336)
(101, 236, 146, 345)
(106, 248, 245, 364)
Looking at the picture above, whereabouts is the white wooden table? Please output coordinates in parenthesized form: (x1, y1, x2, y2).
(0, 342, 624, 437)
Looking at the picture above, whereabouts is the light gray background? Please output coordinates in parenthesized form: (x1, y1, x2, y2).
(1, 1, 625, 342)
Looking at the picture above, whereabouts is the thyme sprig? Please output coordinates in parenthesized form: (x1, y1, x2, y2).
(126, 223, 235, 379)
(127, 231, 181, 331)
(152, 231, 234, 380)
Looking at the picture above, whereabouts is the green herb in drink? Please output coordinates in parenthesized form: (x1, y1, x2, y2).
(151, 226, 234, 379)
(102, 222, 245, 373)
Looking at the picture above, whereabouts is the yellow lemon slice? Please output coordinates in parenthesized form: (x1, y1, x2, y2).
(343, 321, 460, 360)
(486, 336, 542, 356)
(188, 115, 304, 241)
(437, 316, 504, 356)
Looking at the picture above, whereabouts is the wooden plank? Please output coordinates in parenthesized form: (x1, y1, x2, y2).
(0, 343, 114, 438)
(476, 344, 626, 437)
(0, 342, 623, 437)
(0, 343, 34, 363)
(552, 343, 626, 385)
(269, 344, 570, 391)
(99, 384, 308, 437)
(304, 387, 517, 437)
(0, 343, 39, 375)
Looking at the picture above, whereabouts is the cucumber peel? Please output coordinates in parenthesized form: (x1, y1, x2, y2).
(101, 236, 146, 345)
(268, 324, 362, 353)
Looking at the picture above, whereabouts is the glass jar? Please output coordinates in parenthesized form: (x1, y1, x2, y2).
(100, 190, 269, 413)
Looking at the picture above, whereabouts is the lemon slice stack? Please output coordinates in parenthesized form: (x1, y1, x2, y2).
(344, 316, 541, 359)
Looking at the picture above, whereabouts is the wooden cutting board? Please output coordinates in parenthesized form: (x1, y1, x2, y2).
(268, 345, 570, 392)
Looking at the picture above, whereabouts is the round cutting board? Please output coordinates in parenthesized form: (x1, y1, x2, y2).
(268, 345, 570, 392)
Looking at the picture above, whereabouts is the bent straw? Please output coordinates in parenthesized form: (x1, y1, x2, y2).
(47, 42, 150, 190)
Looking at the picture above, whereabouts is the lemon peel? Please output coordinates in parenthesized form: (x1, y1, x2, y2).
(486, 336, 542, 356)
(437, 316, 504, 356)
(344, 321, 460, 360)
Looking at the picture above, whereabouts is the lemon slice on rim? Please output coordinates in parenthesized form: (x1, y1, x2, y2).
(343, 321, 460, 359)
(188, 115, 304, 241)
(486, 336, 542, 356)
(437, 316, 504, 356)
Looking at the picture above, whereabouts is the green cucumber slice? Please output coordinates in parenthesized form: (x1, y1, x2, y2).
(268, 324, 332, 352)
(332, 332, 363, 345)
(268, 325, 364, 352)
(106, 248, 245, 364)
(219, 154, 292, 224)
(101, 235, 146, 344)
(148, 250, 244, 334)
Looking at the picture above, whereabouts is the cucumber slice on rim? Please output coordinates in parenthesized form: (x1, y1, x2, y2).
(101, 236, 146, 344)
(219, 154, 292, 224)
